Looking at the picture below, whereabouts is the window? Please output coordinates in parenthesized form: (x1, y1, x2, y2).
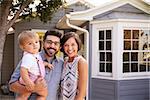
(123, 29, 150, 73)
(99, 30, 112, 73)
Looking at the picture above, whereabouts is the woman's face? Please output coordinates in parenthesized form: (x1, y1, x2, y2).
(63, 37, 78, 58)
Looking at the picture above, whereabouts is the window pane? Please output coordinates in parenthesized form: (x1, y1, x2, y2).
(139, 52, 145, 62)
(124, 41, 131, 50)
(106, 30, 111, 39)
(100, 52, 105, 61)
(106, 41, 111, 50)
(143, 52, 150, 60)
(140, 30, 148, 40)
(139, 63, 146, 72)
(148, 63, 150, 71)
(124, 30, 131, 39)
(132, 30, 139, 39)
(142, 43, 148, 50)
(131, 63, 138, 72)
(99, 31, 104, 40)
(99, 41, 104, 50)
(148, 30, 150, 50)
(99, 63, 105, 72)
(123, 63, 130, 72)
(123, 29, 150, 73)
(139, 30, 148, 50)
(106, 63, 112, 72)
(106, 52, 112, 61)
(123, 52, 129, 61)
(132, 41, 139, 50)
(98, 29, 112, 73)
(131, 52, 138, 61)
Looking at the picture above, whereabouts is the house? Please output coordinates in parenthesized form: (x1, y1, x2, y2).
(0, 0, 94, 87)
(56, 0, 150, 100)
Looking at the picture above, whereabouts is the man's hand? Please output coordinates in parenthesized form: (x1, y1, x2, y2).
(25, 80, 35, 92)
(34, 76, 47, 93)
(9, 81, 31, 94)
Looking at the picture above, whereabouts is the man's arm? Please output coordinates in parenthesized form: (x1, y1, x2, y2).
(9, 61, 46, 94)
(9, 81, 29, 94)
(9, 60, 30, 94)
(9, 77, 47, 94)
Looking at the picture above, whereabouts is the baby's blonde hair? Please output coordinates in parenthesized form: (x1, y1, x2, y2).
(18, 31, 39, 47)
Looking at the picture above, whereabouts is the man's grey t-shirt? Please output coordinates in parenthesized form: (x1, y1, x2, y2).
(9, 50, 64, 100)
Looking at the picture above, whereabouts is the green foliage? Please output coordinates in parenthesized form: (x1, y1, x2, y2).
(36, 0, 63, 22)
(9, 0, 63, 23)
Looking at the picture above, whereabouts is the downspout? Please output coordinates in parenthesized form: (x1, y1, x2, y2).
(65, 14, 89, 61)
(65, 14, 89, 100)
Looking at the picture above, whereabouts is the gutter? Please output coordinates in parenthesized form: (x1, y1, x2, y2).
(65, 14, 89, 61)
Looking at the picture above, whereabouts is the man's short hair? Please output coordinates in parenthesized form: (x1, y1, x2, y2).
(43, 30, 62, 41)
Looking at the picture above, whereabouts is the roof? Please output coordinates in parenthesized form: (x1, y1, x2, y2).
(66, 0, 95, 8)
(56, 0, 150, 29)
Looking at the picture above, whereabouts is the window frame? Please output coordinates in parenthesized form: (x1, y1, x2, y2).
(123, 28, 150, 77)
(91, 24, 114, 78)
(91, 19, 150, 79)
(98, 29, 113, 73)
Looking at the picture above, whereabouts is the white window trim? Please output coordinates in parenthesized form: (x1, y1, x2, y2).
(91, 19, 150, 80)
(122, 22, 150, 80)
(91, 22, 115, 80)
(122, 28, 150, 79)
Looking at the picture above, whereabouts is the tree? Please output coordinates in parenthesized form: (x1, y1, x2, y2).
(0, 0, 64, 84)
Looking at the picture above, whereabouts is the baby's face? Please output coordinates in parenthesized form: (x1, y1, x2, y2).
(22, 37, 40, 54)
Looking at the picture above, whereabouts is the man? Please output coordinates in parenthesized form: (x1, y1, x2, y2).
(9, 30, 64, 100)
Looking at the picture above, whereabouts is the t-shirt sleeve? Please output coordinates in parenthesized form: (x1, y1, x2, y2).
(21, 54, 35, 69)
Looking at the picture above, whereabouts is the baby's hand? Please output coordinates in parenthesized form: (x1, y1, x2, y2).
(47, 63, 54, 69)
(44, 62, 53, 69)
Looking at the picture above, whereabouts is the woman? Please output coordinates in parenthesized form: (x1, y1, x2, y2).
(60, 32, 88, 100)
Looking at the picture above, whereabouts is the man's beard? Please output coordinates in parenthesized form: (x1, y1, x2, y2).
(43, 47, 58, 57)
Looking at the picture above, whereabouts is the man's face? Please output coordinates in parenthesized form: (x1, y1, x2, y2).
(43, 35, 60, 57)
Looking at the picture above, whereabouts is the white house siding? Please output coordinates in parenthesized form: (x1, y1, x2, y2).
(89, 3, 150, 100)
